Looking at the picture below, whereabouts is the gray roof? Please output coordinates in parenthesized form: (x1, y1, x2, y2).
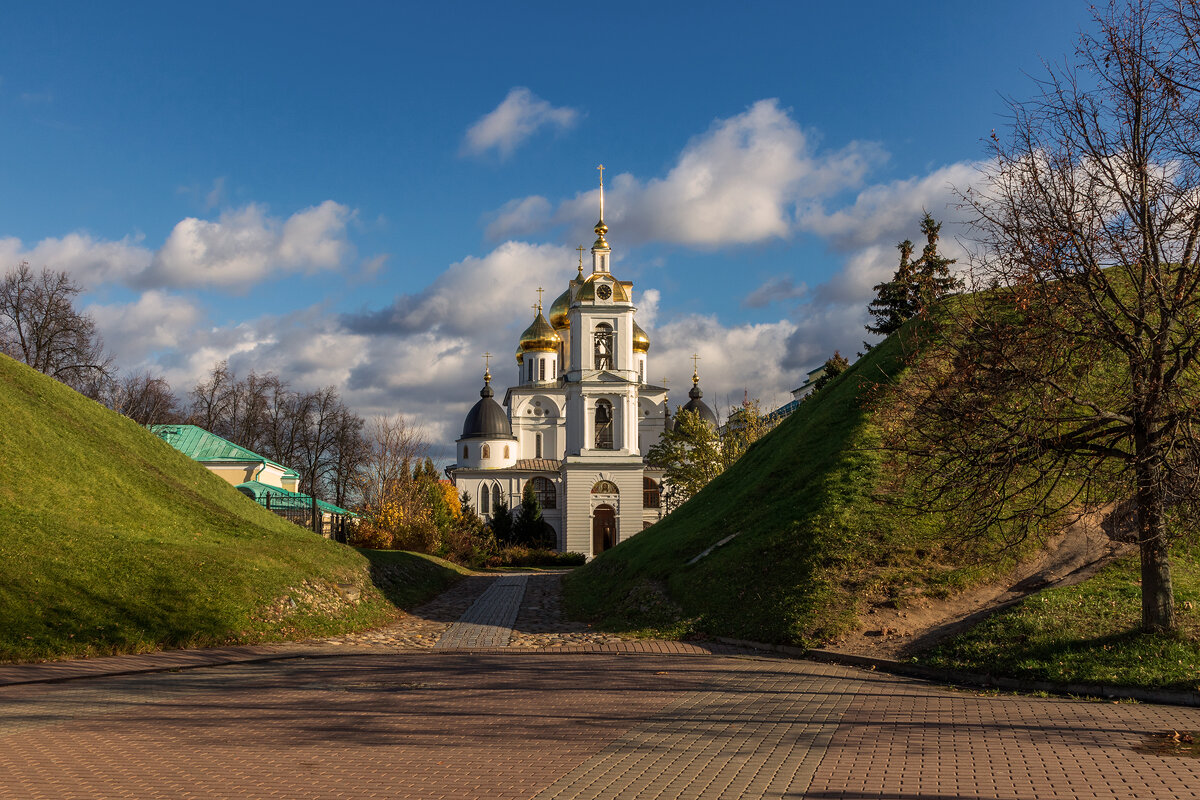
(461, 378, 516, 440)
(682, 381, 718, 428)
(513, 458, 562, 471)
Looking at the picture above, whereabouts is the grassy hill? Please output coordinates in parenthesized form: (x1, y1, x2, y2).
(0, 354, 464, 663)
(564, 321, 1200, 690)
(565, 326, 976, 646)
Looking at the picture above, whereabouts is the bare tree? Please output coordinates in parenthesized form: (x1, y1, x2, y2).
(187, 361, 236, 434)
(0, 263, 112, 390)
(356, 414, 429, 512)
(893, 0, 1200, 633)
(108, 371, 182, 426)
(327, 405, 369, 509)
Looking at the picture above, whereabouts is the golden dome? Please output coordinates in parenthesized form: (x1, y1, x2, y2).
(515, 311, 562, 364)
(632, 319, 650, 353)
(575, 273, 631, 304)
(548, 285, 573, 330)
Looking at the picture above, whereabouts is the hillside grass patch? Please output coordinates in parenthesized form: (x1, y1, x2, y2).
(919, 544, 1200, 691)
(565, 328, 1023, 646)
(0, 355, 464, 662)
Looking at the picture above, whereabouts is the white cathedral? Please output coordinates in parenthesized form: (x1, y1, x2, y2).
(448, 169, 717, 557)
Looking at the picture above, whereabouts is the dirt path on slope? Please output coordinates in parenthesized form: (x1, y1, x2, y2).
(828, 508, 1134, 660)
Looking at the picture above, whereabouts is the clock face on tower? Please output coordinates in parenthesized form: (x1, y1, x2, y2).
(597, 283, 612, 300)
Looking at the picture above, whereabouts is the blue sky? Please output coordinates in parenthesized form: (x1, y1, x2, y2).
(0, 1, 1092, 445)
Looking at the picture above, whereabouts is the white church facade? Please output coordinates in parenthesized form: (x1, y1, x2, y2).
(447, 169, 716, 557)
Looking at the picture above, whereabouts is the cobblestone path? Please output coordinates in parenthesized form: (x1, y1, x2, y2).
(435, 574, 528, 649)
(3, 571, 1200, 799)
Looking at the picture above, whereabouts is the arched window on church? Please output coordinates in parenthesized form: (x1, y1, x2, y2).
(594, 323, 614, 370)
(481, 483, 490, 515)
(492, 484, 501, 515)
(535, 432, 543, 459)
(462, 445, 468, 460)
(530, 476, 556, 509)
(503, 445, 509, 459)
(594, 399, 614, 449)
(643, 477, 661, 509)
(639, 359, 645, 384)
(482, 444, 490, 459)
(539, 359, 545, 381)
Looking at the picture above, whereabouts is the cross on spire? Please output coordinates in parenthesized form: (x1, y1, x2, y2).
(691, 353, 701, 384)
(483, 351, 492, 371)
(597, 164, 606, 224)
(536, 286, 544, 311)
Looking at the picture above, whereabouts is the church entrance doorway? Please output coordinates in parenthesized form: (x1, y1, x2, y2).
(592, 505, 616, 554)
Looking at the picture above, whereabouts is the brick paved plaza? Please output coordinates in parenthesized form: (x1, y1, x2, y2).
(2, 572, 1199, 799)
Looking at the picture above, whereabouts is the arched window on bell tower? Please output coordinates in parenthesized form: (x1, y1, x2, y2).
(595, 399, 614, 449)
(594, 323, 614, 370)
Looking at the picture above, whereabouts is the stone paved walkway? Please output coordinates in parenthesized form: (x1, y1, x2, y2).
(435, 574, 528, 649)
(2, 571, 1200, 799)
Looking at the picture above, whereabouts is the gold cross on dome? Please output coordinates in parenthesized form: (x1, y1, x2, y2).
(597, 163, 605, 186)
(536, 286, 544, 311)
(483, 352, 492, 370)
(691, 353, 701, 371)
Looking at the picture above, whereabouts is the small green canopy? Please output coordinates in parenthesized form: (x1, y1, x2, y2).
(236, 480, 356, 516)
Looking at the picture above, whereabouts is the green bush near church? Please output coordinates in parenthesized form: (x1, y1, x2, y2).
(0, 354, 462, 663)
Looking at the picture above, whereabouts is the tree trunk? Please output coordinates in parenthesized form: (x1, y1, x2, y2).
(1135, 458, 1176, 633)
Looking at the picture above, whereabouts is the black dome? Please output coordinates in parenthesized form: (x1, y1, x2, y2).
(461, 377, 515, 440)
(681, 380, 718, 428)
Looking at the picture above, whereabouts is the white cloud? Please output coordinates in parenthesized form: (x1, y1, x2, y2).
(777, 160, 987, 371)
(343, 240, 574, 339)
(651, 314, 799, 417)
(87, 290, 203, 365)
(0, 232, 153, 288)
(637, 288, 660, 329)
(462, 87, 579, 159)
(484, 195, 552, 240)
(743, 276, 807, 309)
(489, 99, 885, 247)
(141, 200, 354, 290)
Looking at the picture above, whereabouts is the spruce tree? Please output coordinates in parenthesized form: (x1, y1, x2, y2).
(865, 239, 919, 339)
(912, 213, 960, 308)
(512, 482, 545, 546)
(865, 213, 960, 344)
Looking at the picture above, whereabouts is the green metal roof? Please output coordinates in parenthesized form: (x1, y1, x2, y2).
(150, 424, 299, 479)
(236, 480, 356, 516)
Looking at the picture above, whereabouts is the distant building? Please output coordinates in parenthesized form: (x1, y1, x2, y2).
(150, 424, 300, 492)
(765, 365, 827, 423)
(447, 170, 715, 557)
(150, 423, 354, 537)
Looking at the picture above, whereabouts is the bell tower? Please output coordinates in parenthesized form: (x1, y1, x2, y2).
(559, 165, 649, 556)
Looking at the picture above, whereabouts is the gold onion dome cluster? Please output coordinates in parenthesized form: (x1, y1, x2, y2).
(548, 286, 572, 329)
(515, 311, 562, 364)
(632, 319, 650, 353)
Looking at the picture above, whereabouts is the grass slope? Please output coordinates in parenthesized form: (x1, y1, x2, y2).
(0, 355, 463, 662)
(566, 328, 962, 646)
(919, 544, 1200, 691)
